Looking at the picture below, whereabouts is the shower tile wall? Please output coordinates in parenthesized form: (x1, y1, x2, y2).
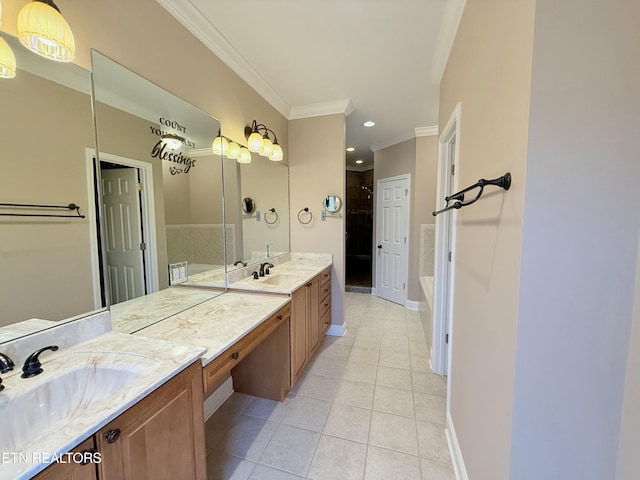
(346, 170, 374, 287)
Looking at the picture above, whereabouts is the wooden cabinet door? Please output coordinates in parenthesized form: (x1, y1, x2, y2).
(291, 287, 308, 384)
(96, 362, 206, 480)
(33, 438, 98, 480)
(308, 277, 321, 354)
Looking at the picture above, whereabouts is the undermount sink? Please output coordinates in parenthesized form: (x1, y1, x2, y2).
(0, 354, 146, 453)
(261, 274, 306, 286)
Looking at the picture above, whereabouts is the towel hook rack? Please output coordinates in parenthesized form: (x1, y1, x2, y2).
(432, 172, 511, 217)
(0, 202, 86, 218)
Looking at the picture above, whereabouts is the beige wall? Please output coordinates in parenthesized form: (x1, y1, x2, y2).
(289, 115, 345, 327)
(373, 136, 438, 303)
(438, 0, 535, 478)
(0, 69, 96, 325)
(510, 1, 640, 478)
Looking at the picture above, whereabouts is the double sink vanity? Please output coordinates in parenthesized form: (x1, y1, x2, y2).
(0, 253, 333, 480)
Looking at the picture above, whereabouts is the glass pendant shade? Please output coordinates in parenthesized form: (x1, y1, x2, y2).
(247, 131, 263, 152)
(237, 147, 252, 164)
(259, 136, 273, 157)
(17, 1, 75, 62)
(227, 141, 241, 159)
(161, 133, 183, 150)
(212, 135, 229, 156)
(269, 143, 284, 162)
(0, 36, 16, 79)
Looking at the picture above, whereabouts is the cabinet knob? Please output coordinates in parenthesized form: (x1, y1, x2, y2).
(105, 429, 121, 444)
(277, 314, 283, 321)
(231, 352, 239, 360)
(79, 448, 98, 465)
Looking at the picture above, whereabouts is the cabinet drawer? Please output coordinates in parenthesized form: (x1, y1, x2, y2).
(320, 309, 331, 335)
(319, 268, 331, 287)
(319, 296, 331, 319)
(319, 279, 331, 303)
(203, 303, 290, 393)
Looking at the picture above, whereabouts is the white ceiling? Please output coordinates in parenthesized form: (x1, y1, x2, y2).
(158, 0, 464, 169)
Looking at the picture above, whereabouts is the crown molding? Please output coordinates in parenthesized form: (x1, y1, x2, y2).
(431, 0, 467, 85)
(157, 0, 291, 118)
(415, 126, 439, 137)
(289, 99, 354, 120)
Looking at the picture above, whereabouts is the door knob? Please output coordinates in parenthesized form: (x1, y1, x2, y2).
(377, 245, 382, 249)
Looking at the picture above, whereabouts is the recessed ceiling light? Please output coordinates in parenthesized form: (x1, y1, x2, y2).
(355, 159, 364, 164)
(346, 146, 355, 152)
(363, 121, 375, 128)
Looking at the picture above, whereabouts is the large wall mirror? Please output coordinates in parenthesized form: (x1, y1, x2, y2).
(91, 51, 225, 332)
(0, 33, 106, 341)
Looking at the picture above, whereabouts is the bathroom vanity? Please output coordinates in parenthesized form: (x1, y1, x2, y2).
(34, 361, 206, 480)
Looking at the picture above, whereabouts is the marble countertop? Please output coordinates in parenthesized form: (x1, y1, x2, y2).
(133, 293, 291, 366)
(0, 332, 205, 480)
(228, 254, 332, 294)
(110, 286, 224, 334)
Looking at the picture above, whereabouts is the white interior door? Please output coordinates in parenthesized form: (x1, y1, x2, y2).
(101, 167, 146, 304)
(375, 175, 410, 305)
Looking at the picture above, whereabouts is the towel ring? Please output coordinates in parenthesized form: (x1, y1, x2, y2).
(264, 208, 279, 225)
(298, 207, 313, 224)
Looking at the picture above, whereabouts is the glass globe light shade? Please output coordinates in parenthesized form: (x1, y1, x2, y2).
(259, 136, 273, 157)
(17, 0, 75, 62)
(227, 141, 241, 159)
(0, 36, 17, 79)
(212, 135, 229, 156)
(237, 147, 252, 164)
(247, 131, 263, 152)
(269, 143, 284, 162)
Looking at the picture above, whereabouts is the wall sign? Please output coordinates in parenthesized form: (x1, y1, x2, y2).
(149, 117, 197, 175)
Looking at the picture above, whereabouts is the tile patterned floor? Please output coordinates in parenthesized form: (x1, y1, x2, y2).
(205, 292, 454, 480)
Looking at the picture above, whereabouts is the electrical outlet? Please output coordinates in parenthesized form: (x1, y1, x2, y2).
(321, 210, 327, 221)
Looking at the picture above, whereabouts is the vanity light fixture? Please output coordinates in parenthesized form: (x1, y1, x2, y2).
(212, 132, 253, 164)
(160, 133, 184, 150)
(244, 120, 284, 162)
(17, 0, 75, 62)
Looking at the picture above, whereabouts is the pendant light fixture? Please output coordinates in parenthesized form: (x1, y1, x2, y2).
(17, 0, 75, 62)
(244, 120, 284, 162)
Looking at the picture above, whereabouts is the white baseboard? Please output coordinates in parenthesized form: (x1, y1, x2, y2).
(405, 299, 425, 311)
(446, 412, 469, 480)
(203, 376, 234, 421)
(371, 288, 377, 296)
(326, 323, 346, 336)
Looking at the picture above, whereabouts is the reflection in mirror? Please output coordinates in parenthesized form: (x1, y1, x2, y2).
(242, 197, 255, 214)
(323, 195, 343, 213)
(91, 51, 225, 332)
(0, 32, 106, 342)
(222, 155, 290, 270)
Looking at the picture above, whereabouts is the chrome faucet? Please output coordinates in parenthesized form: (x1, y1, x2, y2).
(21, 345, 58, 378)
(259, 262, 274, 277)
(0, 352, 15, 374)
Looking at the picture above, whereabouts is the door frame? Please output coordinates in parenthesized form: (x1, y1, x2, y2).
(85, 150, 160, 300)
(433, 103, 461, 379)
(373, 173, 411, 306)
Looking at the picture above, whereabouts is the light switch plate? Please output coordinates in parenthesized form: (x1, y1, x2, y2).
(168, 261, 188, 285)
